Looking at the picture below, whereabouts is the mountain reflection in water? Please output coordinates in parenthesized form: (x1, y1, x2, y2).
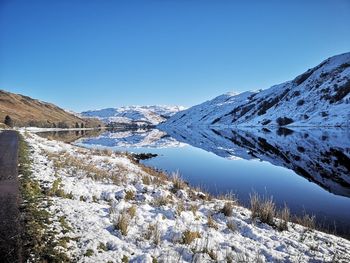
(38, 127, 350, 238)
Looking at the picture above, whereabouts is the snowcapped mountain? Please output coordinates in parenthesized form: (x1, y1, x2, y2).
(81, 105, 186, 125)
(162, 53, 350, 127)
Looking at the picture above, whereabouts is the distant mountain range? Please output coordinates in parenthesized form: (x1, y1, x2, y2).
(0, 90, 102, 128)
(2, 53, 349, 129)
(81, 105, 186, 126)
(161, 52, 350, 128)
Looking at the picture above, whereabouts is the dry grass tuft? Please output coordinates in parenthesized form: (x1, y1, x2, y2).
(294, 213, 315, 229)
(142, 175, 151, 185)
(127, 205, 137, 219)
(182, 230, 201, 245)
(207, 214, 218, 230)
(277, 204, 290, 231)
(250, 193, 276, 225)
(171, 172, 186, 193)
(190, 203, 199, 216)
(152, 195, 170, 207)
(221, 202, 234, 217)
(125, 190, 135, 201)
(113, 211, 129, 236)
(139, 164, 168, 181)
(144, 223, 161, 245)
(101, 148, 113, 156)
(47, 151, 111, 182)
(176, 202, 185, 216)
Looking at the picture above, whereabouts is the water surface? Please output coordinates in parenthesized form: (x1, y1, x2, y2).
(37, 127, 350, 238)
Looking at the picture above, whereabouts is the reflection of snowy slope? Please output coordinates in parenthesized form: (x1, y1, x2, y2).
(161, 126, 350, 197)
(162, 53, 350, 127)
(81, 105, 185, 125)
(75, 129, 186, 148)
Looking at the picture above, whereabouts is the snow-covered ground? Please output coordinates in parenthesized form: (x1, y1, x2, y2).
(81, 105, 186, 125)
(23, 132, 350, 262)
(162, 52, 350, 128)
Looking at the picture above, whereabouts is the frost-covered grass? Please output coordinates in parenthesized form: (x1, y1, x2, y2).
(22, 132, 350, 262)
(18, 134, 71, 262)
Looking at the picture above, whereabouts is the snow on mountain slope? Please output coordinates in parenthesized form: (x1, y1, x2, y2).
(81, 105, 186, 125)
(162, 53, 350, 127)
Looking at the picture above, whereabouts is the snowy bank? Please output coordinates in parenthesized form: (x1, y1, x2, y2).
(22, 132, 350, 262)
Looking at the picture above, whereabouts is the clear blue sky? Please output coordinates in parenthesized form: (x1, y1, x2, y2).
(1, 0, 349, 112)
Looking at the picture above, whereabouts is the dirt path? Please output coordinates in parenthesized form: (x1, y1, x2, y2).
(0, 130, 22, 263)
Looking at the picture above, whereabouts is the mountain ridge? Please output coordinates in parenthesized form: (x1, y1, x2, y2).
(161, 52, 350, 127)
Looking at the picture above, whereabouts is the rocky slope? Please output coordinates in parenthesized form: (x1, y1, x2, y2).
(162, 53, 350, 127)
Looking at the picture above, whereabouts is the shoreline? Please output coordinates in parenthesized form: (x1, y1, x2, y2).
(17, 131, 350, 262)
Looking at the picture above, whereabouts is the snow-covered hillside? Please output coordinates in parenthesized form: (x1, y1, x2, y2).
(162, 53, 350, 127)
(81, 106, 186, 125)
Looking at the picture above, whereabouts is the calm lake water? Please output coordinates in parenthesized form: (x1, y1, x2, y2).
(37, 127, 350, 238)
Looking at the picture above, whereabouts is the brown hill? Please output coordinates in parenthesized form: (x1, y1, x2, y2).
(0, 90, 103, 128)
